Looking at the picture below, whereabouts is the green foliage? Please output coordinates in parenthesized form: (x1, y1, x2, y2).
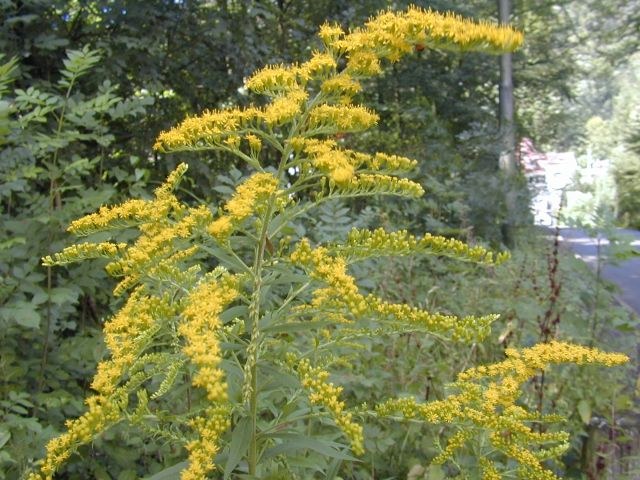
(0, 46, 152, 478)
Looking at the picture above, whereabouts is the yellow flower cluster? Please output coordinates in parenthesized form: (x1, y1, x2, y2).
(432, 429, 472, 465)
(68, 163, 188, 235)
(291, 239, 497, 342)
(338, 227, 510, 265)
(178, 274, 238, 479)
(180, 274, 239, 403)
(42, 241, 127, 266)
(49, 164, 212, 297)
(299, 51, 337, 80)
(154, 107, 262, 153)
(345, 50, 382, 76)
(295, 358, 364, 455)
(153, 6, 523, 181)
(308, 104, 379, 133)
(107, 205, 211, 296)
(370, 297, 497, 342)
(263, 88, 308, 126)
(299, 139, 355, 184)
(376, 342, 628, 479)
(331, 173, 424, 199)
(246, 134, 262, 153)
(479, 458, 501, 480)
(290, 239, 364, 314)
(245, 64, 301, 95)
(92, 289, 175, 395)
(291, 138, 418, 185)
(321, 74, 362, 101)
(331, 7, 524, 64)
(208, 172, 281, 239)
(181, 406, 232, 480)
(458, 341, 629, 383)
(28, 392, 126, 480)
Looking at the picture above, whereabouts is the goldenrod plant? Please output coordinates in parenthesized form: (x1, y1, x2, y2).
(32, 7, 627, 480)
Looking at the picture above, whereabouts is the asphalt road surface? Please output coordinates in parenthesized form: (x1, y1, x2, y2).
(558, 228, 640, 316)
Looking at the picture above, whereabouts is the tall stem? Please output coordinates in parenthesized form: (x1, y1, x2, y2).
(248, 199, 276, 476)
(246, 88, 323, 475)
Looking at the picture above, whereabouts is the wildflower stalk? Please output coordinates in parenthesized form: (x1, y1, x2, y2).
(247, 196, 276, 475)
(30, 7, 629, 480)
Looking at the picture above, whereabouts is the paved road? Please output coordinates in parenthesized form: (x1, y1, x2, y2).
(558, 228, 640, 316)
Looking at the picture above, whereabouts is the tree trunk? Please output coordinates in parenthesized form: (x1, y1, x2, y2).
(498, 0, 517, 174)
(498, 0, 518, 246)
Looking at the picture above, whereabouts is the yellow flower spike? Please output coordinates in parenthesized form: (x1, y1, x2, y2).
(32, 390, 127, 479)
(377, 341, 627, 479)
(321, 75, 362, 98)
(345, 50, 382, 76)
(432, 429, 472, 465)
(154, 107, 263, 153)
(291, 239, 498, 341)
(333, 174, 425, 199)
(337, 227, 509, 266)
(42, 241, 128, 266)
(318, 23, 344, 46)
(479, 458, 501, 480)
(245, 64, 301, 95)
(263, 88, 308, 126)
(208, 172, 281, 240)
(299, 51, 337, 79)
(308, 104, 379, 133)
(245, 134, 262, 154)
(181, 406, 232, 480)
(295, 359, 364, 455)
(336, 7, 524, 60)
(309, 148, 355, 184)
(177, 275, 238, 480)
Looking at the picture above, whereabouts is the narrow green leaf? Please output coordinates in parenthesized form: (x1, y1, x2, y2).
(0, 428, 10, 449)
(262, 434, 357, 461)
(143, 461, 187, 480)
(224, 417, 252, 479)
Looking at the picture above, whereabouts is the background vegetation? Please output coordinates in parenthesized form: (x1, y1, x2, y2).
(1, 1, 638, 478)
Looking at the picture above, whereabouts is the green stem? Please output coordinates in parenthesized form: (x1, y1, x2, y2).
(248, 198, 276, 476)
(39, 69, 77, 389)
(246, 86, 329, 476)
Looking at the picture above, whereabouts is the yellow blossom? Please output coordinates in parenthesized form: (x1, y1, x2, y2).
(263, 88, 308, 126)
(181, 406, 231, 480)
(207, 172, 280, 240)
(290, 239, 497, 341)
(245, 64, 300, 95)
(30, 391, 127, 480)
(321, 75, 362, 97)
(318, 23, 344, 46)
(345, 50, 382, 76)
(154, 108, 263, 152)
(295, 358, 364, 455)
(308, 104, 378, 133)
(338, 227, 510, 265)
(299, 51, 337, 79)
(245, 134, 262, 153)
(376, 342, 627, 479)
(332, 173, 425, 198)
(42, 241, 127, 266)
(180, 274, 238, 403)
(331, 7, 523, 63)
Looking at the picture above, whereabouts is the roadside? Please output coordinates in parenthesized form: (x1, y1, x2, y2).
(558, 228, 640, 317)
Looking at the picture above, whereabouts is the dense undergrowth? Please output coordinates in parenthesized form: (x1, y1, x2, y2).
(0, 4, 637, 480)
